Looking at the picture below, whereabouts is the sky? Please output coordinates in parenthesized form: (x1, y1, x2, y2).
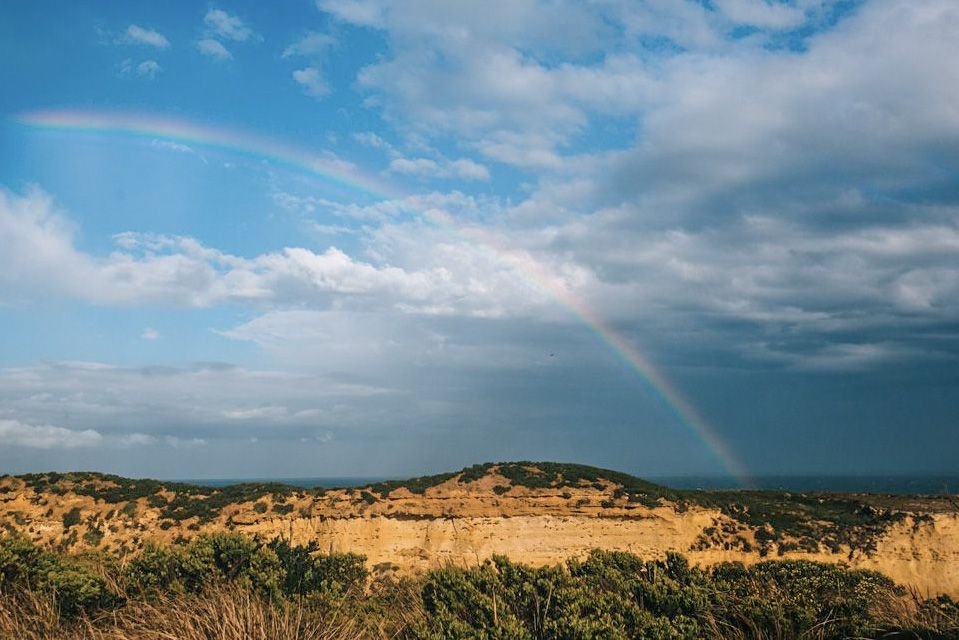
(0, 0, 957, 482)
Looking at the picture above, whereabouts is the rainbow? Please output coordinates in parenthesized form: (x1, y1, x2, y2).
(15, 108, 401, 201)
(14, 108, 750, 484)
(424, 210, 752, 484)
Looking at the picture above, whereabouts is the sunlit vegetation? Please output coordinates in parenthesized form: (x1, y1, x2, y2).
(16, 472, 308, 524)
(368, 472, 459, 497)
(8, 462, 950, 557)
(0, 533, 956, 639)
(692, 490, 908, 555)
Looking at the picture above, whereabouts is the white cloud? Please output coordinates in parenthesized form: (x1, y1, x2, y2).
(9, 0, 959, 374)
(317, 0, 385, 27)
(0, 419, 102, 449)
(322, 0, 959, 182)
(283, 31, 335, 58)
(353, 131, 395, 152)
(196, 38, 232, 61)
(120, 25, 170, 48)
(136, 59, 161, 78)
(322, 1, 653, 167)
(151, 139, 195, 155)
(0, 187, 550, 317)
(309, 223, 356, 235)
(218, 309, 563, 375)
(713, 0, 808, 29)
(141, 327, 160, 341)
(117, 433, 157, 446)
(0, 361, 395, 449)
(119, 59, 162, 79)
(165, 436, 207, 448)
(747, 342, 913, 372)
(272, 192, 326, 215)
(149, 139, 208, 165)
(448, 158, 490, 181)
(203, 9, 253, 42)
(388, 157, 439, 175)
(223, 406, 289, 420)
(353, 130, 490, 181)
(389, 156, 490, 181)
(292, 66, 329, 98)
(4, 172, 959, 374)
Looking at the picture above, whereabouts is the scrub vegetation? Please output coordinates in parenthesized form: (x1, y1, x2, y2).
(14, 472, 305, 524)
(1, 532, 956, 639)
(6, 462, 949, 557)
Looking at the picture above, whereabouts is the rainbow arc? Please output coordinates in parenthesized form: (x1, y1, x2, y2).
(15, 108, 751, 484)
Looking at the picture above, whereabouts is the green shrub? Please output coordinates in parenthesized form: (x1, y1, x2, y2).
(125, 533, 282, 599)
(369, 472, 458, 497)
(266, 539, 368, 598)
(125, 543, 189, 595)
(147, 494, 167, 508)
(0, 532, 951, 636)
(0, 533, 46, 587)
(82, 527, 104, 546)
(38, 563, 120, 617)
(18, 472, 303, 525)
(62, 507, 82, 529)
(0, 533, 120, 617)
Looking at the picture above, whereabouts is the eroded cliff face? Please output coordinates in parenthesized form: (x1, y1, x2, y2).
(2, 467, 957, 597)
(238, 511, 959, 597)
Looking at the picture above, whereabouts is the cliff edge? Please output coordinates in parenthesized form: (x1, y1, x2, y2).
(2, 462, 957, 596)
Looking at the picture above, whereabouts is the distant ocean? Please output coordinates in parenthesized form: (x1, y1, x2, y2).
(653, 475, 959, 494)
(177, 474, 959, 495)
(178, 477, 392, 490)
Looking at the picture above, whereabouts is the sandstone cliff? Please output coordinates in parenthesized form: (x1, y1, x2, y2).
(2, 463, 956, 597)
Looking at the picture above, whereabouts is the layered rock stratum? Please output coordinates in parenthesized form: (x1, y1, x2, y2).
(2, 462, 957, 596)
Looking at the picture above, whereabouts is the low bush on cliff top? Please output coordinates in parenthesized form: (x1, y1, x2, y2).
(691, 489, 909, 555)
(17, 472, 309, 524)
(368, 462, 677, 507)
(2, 532, 957, 638)
(13, 465, 943, 561)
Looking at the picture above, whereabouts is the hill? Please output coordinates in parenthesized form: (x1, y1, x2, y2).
(2, 462, 957, 597)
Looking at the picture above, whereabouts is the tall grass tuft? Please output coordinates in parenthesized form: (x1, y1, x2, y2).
(0, 586, 373, 640)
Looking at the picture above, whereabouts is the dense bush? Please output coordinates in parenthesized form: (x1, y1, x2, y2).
(0, 533, 119, 617)
(1, 532, 957, 637)
(122, 534, 369, 605)
(408, 550, 953, 639)
(125, 533, 283, 598)
(61, 507, 82, 529)
(266, 539, 368, 598)
(708, 559, 901, 638)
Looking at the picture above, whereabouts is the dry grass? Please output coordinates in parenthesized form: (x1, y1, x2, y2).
(867, 587, 959, 639)
(2, 580, 955, 640)
(0, 587, 385, 640)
